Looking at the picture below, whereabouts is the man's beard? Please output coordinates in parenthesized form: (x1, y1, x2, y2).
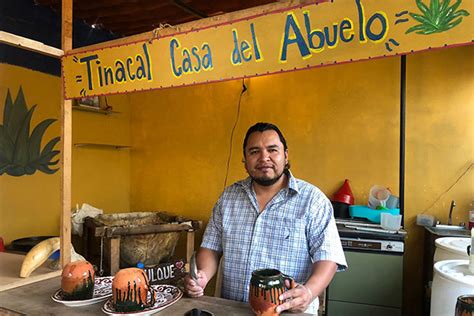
(251, 170, 285, 186)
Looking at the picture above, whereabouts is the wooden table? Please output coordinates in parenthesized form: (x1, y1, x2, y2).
(0, 277, 313, 315)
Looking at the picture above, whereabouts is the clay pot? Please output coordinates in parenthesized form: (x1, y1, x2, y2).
(112, 267, 156, 312)
(61, 260, 95, 300)
(456, 295, 474, 316)
(249, 269, 295, 316)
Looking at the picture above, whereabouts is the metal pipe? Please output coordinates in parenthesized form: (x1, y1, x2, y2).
(448, 200, 456, 225)
(400, 55, 406, 226)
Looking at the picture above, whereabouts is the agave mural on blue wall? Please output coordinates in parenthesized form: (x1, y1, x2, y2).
(0, 87, 60, 176)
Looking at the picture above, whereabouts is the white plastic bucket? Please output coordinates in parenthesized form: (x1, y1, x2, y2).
(431, 260, 474, 316)
(434, 237, 470, 262)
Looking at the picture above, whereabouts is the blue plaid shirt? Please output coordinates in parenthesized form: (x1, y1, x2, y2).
(201, 171, 347, 307)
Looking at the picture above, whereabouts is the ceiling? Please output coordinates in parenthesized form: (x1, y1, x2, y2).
(34, 0, 279, 37)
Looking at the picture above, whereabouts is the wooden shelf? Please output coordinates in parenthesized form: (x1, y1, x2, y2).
(72, 105, 119, 115)
(74, 143, 131, 149)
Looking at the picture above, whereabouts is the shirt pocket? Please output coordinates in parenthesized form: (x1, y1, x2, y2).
(283, 217, 306, 244)
(264, 217, 306, 247)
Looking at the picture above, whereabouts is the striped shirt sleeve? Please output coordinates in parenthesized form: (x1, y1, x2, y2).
(201, 196, 224, 253)
(307, 191, 347, 271)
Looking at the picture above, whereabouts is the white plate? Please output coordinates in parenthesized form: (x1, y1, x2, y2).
(102, 284, 182, 315)
(51, 276, 114, 307)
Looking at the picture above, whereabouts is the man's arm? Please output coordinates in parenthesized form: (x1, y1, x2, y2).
(197, 247, 222, 282)
(185, 193, 224, 297)
(276, 260, 337, 313)
(184, 247, 222, 297)
(277, 187, 344, 312)
(305, 260, 338, 297)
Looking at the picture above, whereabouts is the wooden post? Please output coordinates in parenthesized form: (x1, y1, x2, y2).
(108, 238, 121, 275)
(60, 0, 73, 267)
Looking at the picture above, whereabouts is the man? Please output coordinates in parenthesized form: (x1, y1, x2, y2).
(185, 122, 347, 314)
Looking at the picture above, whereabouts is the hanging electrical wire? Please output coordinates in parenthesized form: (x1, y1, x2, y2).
(223, 79, 247, 189)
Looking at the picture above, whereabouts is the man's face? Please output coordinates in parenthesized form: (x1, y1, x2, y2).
(244, 130, 288, 186)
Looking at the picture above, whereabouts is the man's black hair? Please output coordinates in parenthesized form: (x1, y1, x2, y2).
(243, 122, 288, 154)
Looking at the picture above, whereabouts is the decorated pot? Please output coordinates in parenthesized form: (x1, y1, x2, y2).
(112, 267, 156, 312)
(61, 260, 95, 300)
(456, 295, 474, 316)
(249, 269, 295, 316)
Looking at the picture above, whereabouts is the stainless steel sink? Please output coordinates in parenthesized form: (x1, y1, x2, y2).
(425, 224, 470, 237)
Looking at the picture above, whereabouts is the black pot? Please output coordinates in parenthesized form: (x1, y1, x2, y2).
(7, 236, 56, 253)
(332, 201, 350, 219)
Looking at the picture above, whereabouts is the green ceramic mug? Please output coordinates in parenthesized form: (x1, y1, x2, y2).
(249, 269, 295, 316)
(455, 295, 474, 316)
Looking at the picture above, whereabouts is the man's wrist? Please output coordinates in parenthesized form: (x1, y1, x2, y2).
(198, 270, 210, 287)
(302, 284, 315, 301)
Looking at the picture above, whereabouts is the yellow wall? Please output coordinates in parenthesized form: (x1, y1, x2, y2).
(130, 45, 473, 314)
(0, 63, 131, 244)
(71, 94, 131, 213)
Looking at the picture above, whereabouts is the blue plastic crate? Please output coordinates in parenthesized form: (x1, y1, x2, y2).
(349, 205, 400, 223)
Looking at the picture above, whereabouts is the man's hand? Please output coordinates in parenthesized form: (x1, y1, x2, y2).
(276, 283, 314, 314)
(184, 270, 209, 297)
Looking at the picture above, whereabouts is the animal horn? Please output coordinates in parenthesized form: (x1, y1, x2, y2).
(20, 237, 60, 278)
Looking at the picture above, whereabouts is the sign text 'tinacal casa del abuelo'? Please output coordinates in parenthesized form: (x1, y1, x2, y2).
(63, 0, 472, 99)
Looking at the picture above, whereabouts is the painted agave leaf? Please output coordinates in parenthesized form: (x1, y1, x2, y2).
(406, 0, 470, 34)
(0, 87, 60, 176)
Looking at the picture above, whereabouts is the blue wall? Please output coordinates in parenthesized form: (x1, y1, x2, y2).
(0, 0, 118, 76)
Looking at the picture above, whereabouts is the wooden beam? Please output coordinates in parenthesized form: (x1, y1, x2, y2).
(75, 1, 170, 18)
(96, 6, 185, 26)
(106, 20, 188, 36)
(60, 0, 73, 268)
(171, 0, 208, 19)
(94, 223, 197, 237)
(114, 16, 198, 36)
(72, 0, 137, 12)
(34, 0, 60, 5)
(69, 0, 318, 54)
(184, 0, 277, 14)
(0, 31, 63, 58)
